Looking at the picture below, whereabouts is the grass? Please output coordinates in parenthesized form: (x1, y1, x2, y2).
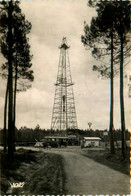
(0, 148, 67, 195)
(85, 148, 130, 176)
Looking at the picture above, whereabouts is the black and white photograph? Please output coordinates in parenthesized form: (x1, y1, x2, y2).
(0, 0, 130, 195)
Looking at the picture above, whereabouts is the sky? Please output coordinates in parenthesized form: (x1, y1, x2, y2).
(0, 0, 130, 131)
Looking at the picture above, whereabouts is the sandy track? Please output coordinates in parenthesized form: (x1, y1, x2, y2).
(13, 146, 130, 194)
(51, 150, 130, 195)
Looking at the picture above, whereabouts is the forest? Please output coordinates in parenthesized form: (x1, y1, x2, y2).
(0, 126, 130, 145)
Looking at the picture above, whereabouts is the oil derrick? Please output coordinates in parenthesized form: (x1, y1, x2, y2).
(51, 37, 78, 132)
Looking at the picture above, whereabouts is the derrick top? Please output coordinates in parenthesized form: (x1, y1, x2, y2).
(59, 37, 70, 50)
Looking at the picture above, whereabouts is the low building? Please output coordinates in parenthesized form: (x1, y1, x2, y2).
(81, 137, 101, 148)
(68, 135, 79, 146)
(41, 136, 68, 147)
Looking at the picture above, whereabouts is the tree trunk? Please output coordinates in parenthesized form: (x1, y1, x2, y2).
(109, 31, 115, 154)
(8, 1, 14, 161)
(3, 79, 9, 153)
(13, 59, 18, 152)
(119, 0, 126, 160)
(120, 26, 126, 159)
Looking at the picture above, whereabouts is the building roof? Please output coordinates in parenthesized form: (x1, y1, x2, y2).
(83, 137, 101, 140)
(42, 136, 68, 139)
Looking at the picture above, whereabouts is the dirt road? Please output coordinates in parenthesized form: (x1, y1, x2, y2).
(12, 146, 129, 194)
(50, 149, 130, 195)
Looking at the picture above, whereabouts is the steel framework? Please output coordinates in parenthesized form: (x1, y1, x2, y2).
(51, 37, 78, 132)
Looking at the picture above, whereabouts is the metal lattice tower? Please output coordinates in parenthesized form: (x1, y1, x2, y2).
(51, 37, 78, 132)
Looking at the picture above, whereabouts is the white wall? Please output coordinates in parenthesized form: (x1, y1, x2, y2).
(84, 140, 100, 147)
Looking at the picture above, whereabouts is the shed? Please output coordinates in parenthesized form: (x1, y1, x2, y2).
(82, 137, 101, 147)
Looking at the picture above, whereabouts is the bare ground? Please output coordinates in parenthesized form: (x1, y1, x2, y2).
(46, 147, 130, 195)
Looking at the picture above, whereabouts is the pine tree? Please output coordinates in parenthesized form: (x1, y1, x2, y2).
(82, 1, 130, 157)
(82, 3, 116, 154)
(0, 1, 34, 157)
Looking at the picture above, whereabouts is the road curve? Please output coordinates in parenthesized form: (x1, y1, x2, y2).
(51, 150, 129, 195)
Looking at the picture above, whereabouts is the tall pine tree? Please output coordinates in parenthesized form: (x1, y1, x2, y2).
(82, 1, 130, 157)
(0, 1, 34, 157)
